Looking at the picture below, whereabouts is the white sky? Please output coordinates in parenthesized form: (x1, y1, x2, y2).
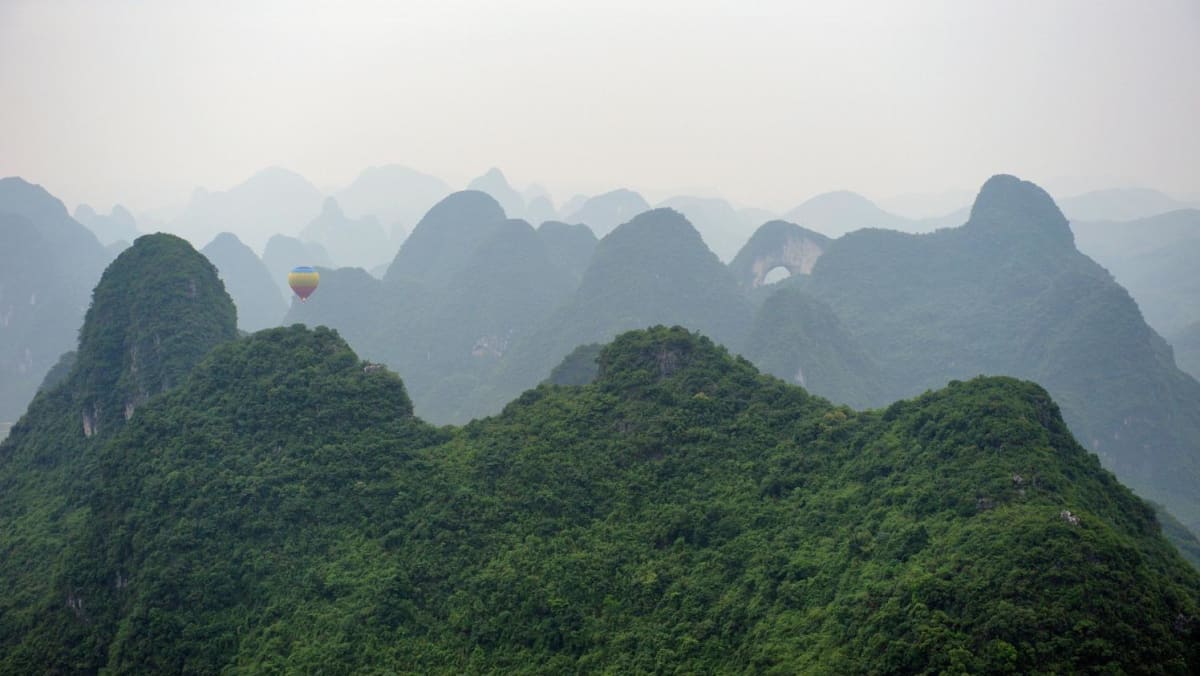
(1, 0, 1197, 212)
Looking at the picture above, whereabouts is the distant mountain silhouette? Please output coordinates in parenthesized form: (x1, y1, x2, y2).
(415, 219, 575, 420)
(73, 203, 139, 246)
(1059, 187, 1196, 222)
(802, 174, 1200, 533)
(300, 197, 393, 270)
(744, 287, 885, 409)
(656, 195, 761, 262)
(782, 190, 913, 238)
(169, 167, 325, 251)
(498, 208, 752, 410)
(525, 195, 558, 225)
(1174, 321, 1200, 382)
(878, 189, 974, 219)
(737, 206, 777, 229)
(536, 220, 597, 285)
(261, 234, 334, 303)
(333, 164, 451, 234)
(468, 168, 526, 220)
(288, 210, 573, 422)
(384, 190, 507, 289)
(201, 232, 287, 332)
(1072, 209, 1200, 338)
(0, 178, 111, 421)
(565, 189, 650, 237)
(559, 193, 589, 218)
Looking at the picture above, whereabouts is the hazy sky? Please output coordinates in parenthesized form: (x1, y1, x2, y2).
(2, 0, 1197, 212)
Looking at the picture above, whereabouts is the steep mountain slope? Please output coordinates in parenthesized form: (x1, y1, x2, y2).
(498, 209, 752, 408)
(1173, 321, 1200, 381)
(0, 233, 238, 669)
(656, 195, 760, 262)
(168, 167, 325, 251)
(536, 220, 597, 284)
(411, 219, 576, 421)
(1072, 209, 1200, 338)
(0, 178, 111, 421)
(333, 164, 451, 232)
(525, 194, 558, 225)
(5, 326, 1197, 672)
(743, 287, 886, 409)
(201, 232, 287, 332)
(804, 175, 1200, 533)
(383, 190, 507, 288)
(565, 188, 650, 237)
(468, 167, 526, 220)
(783, 190, 914, 238)
(728, 220, 831, 291)
(299, 197, 393, 270)
(73, 203, 139, 246)
(288, 197, 574, 423)
(261, 234, 334, 301)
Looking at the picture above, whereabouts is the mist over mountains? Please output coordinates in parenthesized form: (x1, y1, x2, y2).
(2, 167, 1199, 670)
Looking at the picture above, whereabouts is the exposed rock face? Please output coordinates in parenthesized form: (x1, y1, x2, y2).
(729, 220, 831, 289)
(72, 233, 238, 432)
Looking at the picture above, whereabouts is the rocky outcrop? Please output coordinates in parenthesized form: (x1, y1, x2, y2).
(729, 220, 831, 289)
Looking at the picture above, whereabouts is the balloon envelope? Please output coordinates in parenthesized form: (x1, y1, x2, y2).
(288, 266, 319, 301)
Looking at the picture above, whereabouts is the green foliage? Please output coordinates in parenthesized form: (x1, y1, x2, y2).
(4, 326, 1197, 672)
(744, 287, 885, 409)
(37, 351, 77, 393)
(0, 232, 238, 671)
(288, 197, 577, 424)
(545, 343, 602, 386)
(804, 179, 1200, 535)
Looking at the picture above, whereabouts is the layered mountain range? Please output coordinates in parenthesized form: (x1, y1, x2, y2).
(2, 171, 1196, 541)
(281, 175, 1200, 540)
(1, 267, 1197, 670)
(0, 178, 114, 421)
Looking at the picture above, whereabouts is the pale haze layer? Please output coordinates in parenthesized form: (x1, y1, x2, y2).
(1, 0, 1197, 212)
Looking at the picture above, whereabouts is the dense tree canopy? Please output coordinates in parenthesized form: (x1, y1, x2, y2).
(2, 324, 1196, 672)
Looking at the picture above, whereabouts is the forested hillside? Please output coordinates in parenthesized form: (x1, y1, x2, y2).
(276, 174, 1200, 544)
(2, 324, 1197, 672)
(799, 175, 1200, 534)
(0, 233, 238, 668)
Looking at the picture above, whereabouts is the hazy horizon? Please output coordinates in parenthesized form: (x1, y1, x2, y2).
(2, 1, 1197, 214)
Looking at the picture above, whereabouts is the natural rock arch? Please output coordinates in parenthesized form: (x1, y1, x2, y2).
(729, 220, 831, 289)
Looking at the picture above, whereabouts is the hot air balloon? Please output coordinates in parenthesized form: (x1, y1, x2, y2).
(288, 266, 319, 302)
